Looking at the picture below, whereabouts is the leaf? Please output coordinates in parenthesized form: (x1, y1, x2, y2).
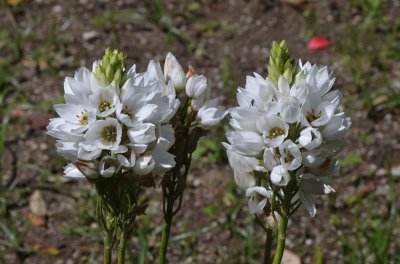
(30, 216, 46, 227)
(307, 36, 331, 50)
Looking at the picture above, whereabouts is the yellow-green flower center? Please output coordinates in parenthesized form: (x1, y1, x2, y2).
(99, 100, 112, 113)
(269, 127, 284, 139)
(101, 125, 117, 144)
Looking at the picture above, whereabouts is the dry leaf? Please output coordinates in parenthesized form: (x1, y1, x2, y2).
(7, 0, 23, 6)
(30, 215, 46, 227)
(32, 243, 61, 256)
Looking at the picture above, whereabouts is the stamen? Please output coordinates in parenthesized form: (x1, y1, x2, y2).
(79, 110, 89, 125)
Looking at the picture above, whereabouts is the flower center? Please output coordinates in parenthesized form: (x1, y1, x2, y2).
(284, 151, 294, 163)
(77, 110, 89, 125)
(98, 100, 112, 113)
(306, 110, 322, 123)
(101, 125, 117, 144)
(122, 105, 135, 118)
(269, 127, 284, 139)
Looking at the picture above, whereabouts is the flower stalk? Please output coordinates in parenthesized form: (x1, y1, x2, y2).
(117, 226, 127, 264)
(157, 54, 227, 263)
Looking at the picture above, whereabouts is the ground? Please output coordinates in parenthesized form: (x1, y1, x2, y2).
(0, 0, 400, 263)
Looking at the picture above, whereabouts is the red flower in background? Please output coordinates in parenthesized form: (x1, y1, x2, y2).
(307, 36, 331, 50)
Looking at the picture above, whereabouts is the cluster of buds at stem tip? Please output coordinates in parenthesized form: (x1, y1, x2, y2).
(95, 48, 126, 87)
(224, 40, 351, 217)
(267, 40, 301, 87)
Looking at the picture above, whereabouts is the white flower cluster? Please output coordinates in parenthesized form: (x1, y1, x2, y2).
(47, 51, 226, 180)
(224, 62, 351, 216)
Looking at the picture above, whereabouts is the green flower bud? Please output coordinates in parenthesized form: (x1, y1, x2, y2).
(267, 40, 298, 87)
(95, 48, 127, 88)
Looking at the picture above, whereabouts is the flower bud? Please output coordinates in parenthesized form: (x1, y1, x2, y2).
(267, 40, 297, 87)
(185, 74, 208, 98)
(95, 48, 126, 88)
(164, 52, 187, 92)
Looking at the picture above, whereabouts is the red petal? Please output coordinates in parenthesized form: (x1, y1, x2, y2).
(307, 36, 331, 50)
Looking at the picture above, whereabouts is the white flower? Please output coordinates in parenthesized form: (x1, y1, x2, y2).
(197, 98, 227, 127)
(262, 147, 279, 171)
(271, 165, 290, 186)
(322, 113, 351, 140)
(246, 186, 272, 214)
(256, 115, 289, 148)
(224, 56, 350, 218)
(298, 127, 322, 150)
(229, 107, 263, 132)
(128, 123, 156, 145)
(133, 155, 155, 176)
(279, 140, 302, 171)
(85, 118, 122, 150)
(186, 74, 208, 98)
(100, 156, 119, 178)
(89, 85, 120, 118)
(164, 52, 187, 92)
(278, 96, 301, 124)
(157, 124, 175, 151)
(147, 145, 176, 174)
(226, 131, 265, 156)
(223, 143, 259, 189)
(63, 164, 85, 179)
(53, 104, 96, 133)
(301, 95, 335, 127)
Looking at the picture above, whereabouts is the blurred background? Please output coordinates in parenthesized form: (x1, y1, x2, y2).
(0, 0, 399, 263)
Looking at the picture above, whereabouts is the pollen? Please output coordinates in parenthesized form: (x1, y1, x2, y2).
(101, 125, 117, 144)
(269, 127, 284, 139)
(98, 100, 112, 113)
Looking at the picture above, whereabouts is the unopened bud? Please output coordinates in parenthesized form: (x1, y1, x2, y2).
(164, 52, 187, 92)
(267, 40, 297, 87)
(95, 47, 126, 88)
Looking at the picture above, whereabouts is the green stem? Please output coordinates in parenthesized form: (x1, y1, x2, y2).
(272, 214, 288, 264)
(117, 227, 127, 264)
(158, 215, 172, 264)
(264, 227, 274, 264)
(104, 215, 113, 264)
(272, 191, 291, 264)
